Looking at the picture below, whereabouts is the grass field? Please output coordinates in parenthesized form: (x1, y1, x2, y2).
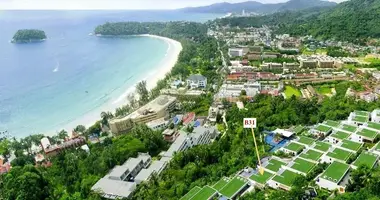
(290, 158, 316, 174)
(272, 170, 300, 187)
(265, 159, 286, 172)
(314, 141, 331, 152)
(297, 136, 315, 145)
(212, 178, 229, 191)
(180, 186, 201, 200)
(316, 124, 332, 133)
(368, 122, 380, 131)
(321, 161, 350, 183)
(331, 131, 350, 140)
(317, 86, 332, 95)
(342, 124, 357, 133)
(353, 152, 378, 169)
(284, 86, 301, 98)
(219, 177, 247, 198)
(300, 149, 323, 161)
(358, 128, 378, 139)
(340, 139, 362, 151)
(284, 142, 305, 153)
(189, 186, 216, 200)
(325, 120, 340, 127)
(327, 148, 352, 161)
(250, 171, 274, 184)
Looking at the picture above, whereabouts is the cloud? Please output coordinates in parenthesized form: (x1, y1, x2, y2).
(0, 0, 346, 10)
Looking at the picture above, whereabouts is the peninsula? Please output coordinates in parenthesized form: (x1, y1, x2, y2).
(12, 29, 47, 43)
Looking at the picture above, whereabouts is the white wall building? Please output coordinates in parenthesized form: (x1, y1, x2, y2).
(229, 48, 244, 57)
(186, 74, 207, 89)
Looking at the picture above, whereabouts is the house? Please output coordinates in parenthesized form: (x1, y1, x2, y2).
(359, 92, 378, 102)
(312, 124, 332, 138)
(351, 128, 378, 143)
(300, 60, 318, 69)
(0, 158, 11, 175)
(134, 160, 168, 184)
(186, 74, 207, 89)
(41, 136, 86, 157)
(170, 80, 183, 89)
(162, 129, 179, 142)
(316, 161, 350, 193)
(347, 111, 370, 126)
(208, 106, 219, 122)
(318, 60, 334, 68)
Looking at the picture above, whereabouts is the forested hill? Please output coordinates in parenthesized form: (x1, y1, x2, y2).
(94, 21, 208, 42)
(12, 29, 47, 43)
(179, 0, 336, 15)
(214, 0, 380, 43)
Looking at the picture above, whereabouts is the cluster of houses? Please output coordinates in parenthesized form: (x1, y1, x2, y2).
(92, 126, 219, 199)
(182, 109, 380, 199)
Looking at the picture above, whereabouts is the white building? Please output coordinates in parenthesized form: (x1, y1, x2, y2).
(371, 109, 380, 123)
(359, 92, 378, 103)
(146, 117, 169, 130)
(186, 74, 207, 89)
(229, 48, 244, 57)
(91, 153, 152, 199)
(316, 161, 350, 193)
(134, 160, 168, 184)
(162, 127, 219, 159)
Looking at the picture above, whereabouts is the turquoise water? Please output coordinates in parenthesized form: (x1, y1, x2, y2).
(0, 11, 221, 138)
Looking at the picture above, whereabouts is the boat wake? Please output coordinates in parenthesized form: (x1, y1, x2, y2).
(53, 61, 60, 72)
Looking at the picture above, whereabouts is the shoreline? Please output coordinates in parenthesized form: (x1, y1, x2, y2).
(47, 34, 182, 137)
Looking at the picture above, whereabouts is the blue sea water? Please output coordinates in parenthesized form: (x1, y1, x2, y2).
(0, 10, 222, 138)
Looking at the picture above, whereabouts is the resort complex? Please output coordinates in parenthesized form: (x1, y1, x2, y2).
(181, 109, 380, 199)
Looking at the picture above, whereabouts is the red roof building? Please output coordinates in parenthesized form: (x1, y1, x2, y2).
(183, 112, 195, 125)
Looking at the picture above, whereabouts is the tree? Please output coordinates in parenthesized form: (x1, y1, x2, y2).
(136, 81, 149, 106)
(1, 165, 50, 200)
(128, 93, 138, 109)
(100, 111, 113, 126)
(58, 130, 69, 140)
(74, 125, 86, 133)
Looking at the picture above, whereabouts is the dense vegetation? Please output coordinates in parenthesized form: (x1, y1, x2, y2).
(214, 0, 380, 43)
(12, 29, 47, 43)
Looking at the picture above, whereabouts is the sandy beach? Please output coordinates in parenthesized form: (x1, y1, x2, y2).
(53, 35, 183, 136)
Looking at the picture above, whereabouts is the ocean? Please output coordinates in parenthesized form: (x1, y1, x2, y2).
(0, 10, 221, 138)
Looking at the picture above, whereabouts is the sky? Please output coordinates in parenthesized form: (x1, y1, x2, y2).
(0, 0, 348, 10)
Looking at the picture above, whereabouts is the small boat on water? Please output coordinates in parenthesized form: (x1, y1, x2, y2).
(88, 33, 93, 36)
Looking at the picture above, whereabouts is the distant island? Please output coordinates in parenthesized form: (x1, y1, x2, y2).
(12, 29, 47, 43)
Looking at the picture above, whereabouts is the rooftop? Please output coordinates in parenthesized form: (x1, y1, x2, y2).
(353, 152, 378, 169)
(331, 131, 350, 140)
(219, 177, 248, 199)
(272, 170, 300, 187)
(162, 131, 188, 158)
(320, 161, 350, 183)
(297, 136, 316, 146)
(180, 186, 201, 200)
(293, 125, 304, 134)
(315, 124, 332, 133)
(265, 159, 286, 173)
(111, 95, 176, 122)
(355, 110, 370, 117)
(327, 148, 352, 162)
(367, 122, 380, 131)
(108, 165, 129, 180)
(340, 139, 362, 152)
(273, 128, 294, 138)
(187, 74, 207, 81)
(342, 124, 357, 133)
(299, 149, 323, 161)
(284, 142, 305, 153)
(134, 160, 166, 182)
(212, 178, 229, 191)
(290, 158, 317, 174)
(250, 170, 274, 184)
(357, 128, 378, 139)
(325, 120, 340, 128)
(188, 186, 216, 200)
(313, 141, 331, 152)
(91, 178, 136, 199)
(353, 116, 368, 123)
